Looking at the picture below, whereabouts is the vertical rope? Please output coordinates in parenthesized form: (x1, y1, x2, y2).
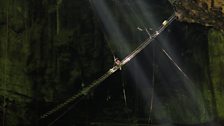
(121, 71, 127, 106)
(148, 43, 155, 125)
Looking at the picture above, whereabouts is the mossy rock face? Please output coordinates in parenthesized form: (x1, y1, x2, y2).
(163, 28, 224, 123)
(0, 0, 112, 125)
(171, 0, 224, 29)
(208, 29, 224, 120)
(0, 1, 33, 125)
(0, 0, 32, 102)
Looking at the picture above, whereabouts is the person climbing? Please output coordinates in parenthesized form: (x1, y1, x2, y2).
(114, 56, 122, 70)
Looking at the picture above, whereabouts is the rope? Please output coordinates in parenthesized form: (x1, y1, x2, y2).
(41, 66, 119, 118)
(40, 13, 176, 119)
(121, 13, 176, 66)
(121, 71, 127, 106)
(148, 41, 156, 125)
(161, 48, 191, 81)
(125, 3, 175, 123)
(89, 0, 118, 60)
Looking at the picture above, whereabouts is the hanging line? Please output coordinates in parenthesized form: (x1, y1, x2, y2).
(103, 34, 117, 58)
(113, 0, 128, 113)
(121, 13, 176, 66)
(153, 43, 195, 98)
(121, 72, 127, 106)
(126, 3, 161, 120)
(92, 0, 125, 103)
(142, 23, 156, 125)
(161, 48, 191, 81)
(89, 0, 118, 61)
(148, 39, 156, 125)
(40, 13, 176, 119)
(128, 1, 190, 121)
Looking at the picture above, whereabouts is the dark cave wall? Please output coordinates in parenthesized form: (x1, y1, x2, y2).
(0, 1, 32, 125)
(0, 0, 224, 125)
(0, 0, 112, 125)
